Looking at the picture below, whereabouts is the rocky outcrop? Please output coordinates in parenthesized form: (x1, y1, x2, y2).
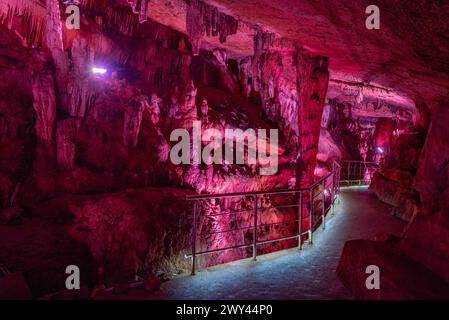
(0, 187, 194, 297)
(414, 105, 449, 214)
(370, 119, 426, 221)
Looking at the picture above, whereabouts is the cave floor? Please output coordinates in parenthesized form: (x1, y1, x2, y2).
(101, 186, 406, 300)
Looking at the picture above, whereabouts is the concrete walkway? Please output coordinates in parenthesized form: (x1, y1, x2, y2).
(104, 186, 406, 300)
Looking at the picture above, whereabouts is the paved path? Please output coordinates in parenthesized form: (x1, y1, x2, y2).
(103, 187, 405, 300)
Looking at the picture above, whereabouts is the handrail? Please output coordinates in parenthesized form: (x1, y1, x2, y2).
(186, 170, 337, 201)
(339, 160, 379, 186)
(185, 161, 342, 275)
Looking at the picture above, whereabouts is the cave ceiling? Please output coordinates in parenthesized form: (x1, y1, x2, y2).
(19, 0, 449, 109)
(140, 0, 449, 109)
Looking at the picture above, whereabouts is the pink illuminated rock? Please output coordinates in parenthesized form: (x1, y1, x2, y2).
(337, 239, 449, 299)
(44, 0, 63, 51)
(296, 50, 329, 188)
(186, 0, 238, 55)
(144, 274, 161, 293)
(56, 119, 78, 171)
(123, 95, 147, 148)
(2, 0, 449, 300)
(32, 73, 56, 145)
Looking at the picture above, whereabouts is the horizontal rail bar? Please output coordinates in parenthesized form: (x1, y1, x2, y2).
(203, 219, 299, 236)
(186, 188, 306, 200)
(185, 234, 304, 258)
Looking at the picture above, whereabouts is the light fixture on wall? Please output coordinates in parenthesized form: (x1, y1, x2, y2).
(62, 0, 80, 4)
(91, 67, 107, 75)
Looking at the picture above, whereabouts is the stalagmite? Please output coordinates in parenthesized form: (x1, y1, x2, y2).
(32, 73, 56, 145)
(175, 81, 198, 129)
(123, 95, 149, 148)
(148, 93, 162, 126)
(64, 37, 95, 117)
(56, 119, 78, 171)
(200, 98, 209, 118)
(296, 49, 329, 188)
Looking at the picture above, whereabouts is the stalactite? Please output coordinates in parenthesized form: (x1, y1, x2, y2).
(103, 6, 139, 36)
(128, 0, 149, 23)
(82, 0, 151, 36)
(0, 0, 46, 47)
(253, 30, 275, 57)
(81, 0, 139, 36)
(32, 73, 56, 145)
(186, 0, 238, 55)
(239, 32, 298, 144)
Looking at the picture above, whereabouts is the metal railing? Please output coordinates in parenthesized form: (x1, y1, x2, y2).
(340, 160, 379, 186)
(185, 161, 342, 275)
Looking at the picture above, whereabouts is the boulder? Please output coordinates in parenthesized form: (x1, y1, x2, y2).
(370, 171, 418, 221)
(400, 212, 449, 284)
(113, 281, 129, 295)
(144, 274, 161, 293)
(337, 239, 449, 299)
(0, 207, 24, 225)
(0, 272, 33, 300)
(414, 105, 449, 214)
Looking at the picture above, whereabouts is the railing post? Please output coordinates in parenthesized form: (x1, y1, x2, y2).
(359, 162, 362, 185)
(347, 161, 350, 185)
(191, 200, 198, 275)
(253, 195, 258, 261)
(298, 191, 303, 250)
(337, 166, 341, 204)
(309, 190, 313, 245)
(330, 172, 334, 215)
(322, 179, 326, 230)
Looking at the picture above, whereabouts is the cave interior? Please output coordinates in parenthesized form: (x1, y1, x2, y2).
(0, 0, 449, 300)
